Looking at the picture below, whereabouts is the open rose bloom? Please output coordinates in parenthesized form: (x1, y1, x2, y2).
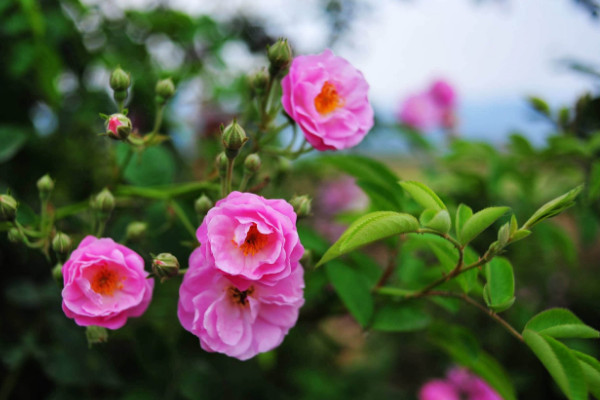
(419, 367, 501, 400)
(281, 49, 374, 151)
(179, 191, 305, 360)
(61, 236, 154, 329)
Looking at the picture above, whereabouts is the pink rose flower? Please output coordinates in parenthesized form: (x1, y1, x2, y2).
(281, 49, 374, 151)
(61, 236, 154, 329)
(419, 380, 460, 400)
(398, 93, 442, 131)
(197, 191, 304, 285)
(178, 248, 305, 360)
(429, 79, 456, 108)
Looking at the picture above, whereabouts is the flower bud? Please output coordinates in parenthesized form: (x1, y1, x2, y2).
(216, 152, 228, 178)
(0, 194, 18, 221)
(86, 326, 108, 347)
(52, 232, 72, 254)
(92, 188, 115, 213)
(300, 249, 312, 266)
(105, 113, 132, 140)
(126, 221, 147, 242)
(110, 67, 131, 92)
(7, 227, 21, 243)
(289, 195, 312, 217)
(267, 38, 293, 75)
(52, 263, 63, 285)
(152, 253, 180, 282)
(221, 120, 248, 160)
(155, 78, 175, 104)
(195, 194, 213, 217)
(249, 68, 269, 96)
(244, 153, 261, 173)
(37, 174, 55, 196)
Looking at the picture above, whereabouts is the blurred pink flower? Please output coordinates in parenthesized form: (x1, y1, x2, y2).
(197, 191, 304, 286)
(281, 49, 374, 151)
(420, 367, 501, 400)
(429, 79, 457, 108)
(178, 247, 304, 360)
(61, 236, 154, 329)
(398, 79, 458, 131)
(317, 176, 368, 215)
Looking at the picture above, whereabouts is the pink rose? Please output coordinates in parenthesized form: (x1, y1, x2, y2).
(398, 93, 442, 131)
(281, 49, 374, 151)
(429, 79, 456, 108)
(61, 236, 154, 329)
(197, 191, 304, 285)
(178, 248, 305, 360)
(419, 380, 460, 400)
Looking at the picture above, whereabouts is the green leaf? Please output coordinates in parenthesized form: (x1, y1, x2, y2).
(528, 96, 551, 116)
(573, 350, 600, 399)
(0, 125, 29, 163)
(455, 204, 473, 238)
(371, 302, 431, 332)
(399, 181, 446, 211)
(523, 186, 583, 229)
(524, 308, 599, 339)
(120, 145, 176, 187)
(427, 238, 476, 293)
(316, 212, 419, 267)
(511, 229, 531, 243)
(459, 206, 510, 245)
(325, 261, 374, 327)
(523, 330, 587, 400)
(589, 161, 600, 201)
(483, 257, 515, 312)
(420, 209, 451, 233)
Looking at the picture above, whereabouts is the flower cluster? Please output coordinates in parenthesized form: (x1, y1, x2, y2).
(398, 79, 457, 131)
(178, 191, 305, 360)
(419, 367, 501, 400)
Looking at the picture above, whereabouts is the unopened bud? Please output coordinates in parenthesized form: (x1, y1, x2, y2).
(221, 121, 248, 159)
(156, 78, 175, 104)
(7, 227, 21, 243)
(152, 253, 180, 282)
(92, 188, 115, 213)
(37, 174, 55, 195)
(244, 154, 261, 174)
(289, 195, 312, 217)
(124, 221, 146, 242)
(105, 113, 132, 140)
(110, 67, 131, 92)
(52, 263, 63, 285)
(86, 326, 108, 347)
(216, 152, 228, 178)
(267, 38, 293, 75)
(52, 232, 72, 254)
(0, 194, 18, 221)
(249, 68, 269, 96)
(195, 195, 213, 216)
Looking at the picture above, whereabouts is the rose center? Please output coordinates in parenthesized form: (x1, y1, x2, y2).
(90, 266, 123, 296)
(314, 81, 343, 115)
(239, 224, 268, 256)
(229, 286, 254, 306)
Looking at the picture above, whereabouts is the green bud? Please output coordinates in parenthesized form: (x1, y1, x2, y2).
(289, 195, 312, 217)
(92, 188, 115, 213)
(152, 253, 180, 282)
(300, 249, 312, 266)
(497, 222, 510, 247)
(249, 68, 269, 95)
(105, 113, 132, 141)
(244, 153, 261, 173)
(7, 227, 21, 243)
(37, 174, 55, 195)
(126, 221, 147, 242)
(110, 67, 131, 92)
(278, 157, 292, 174)
(267, 38, 293, 76)
(221, 121, 248, 159)
(0, 194, 18, 221)
(155, 78, 176, 104)
(216, 152, 228, 178)
(52, 263, 63, 285)
(52, 232, 72, 254)
(86, 326, 108, 347)
(195, 194, 213, 217)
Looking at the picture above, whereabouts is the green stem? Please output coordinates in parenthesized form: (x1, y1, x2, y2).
(116, 181, 220, 200)
(115, 146, 134, 184)
(147, 104, 165, 143)
(238, 172, 252, 192)
(96, 219, 107, 237)
(170, 200, 196, 240)
(225, 158, 235, 195)
(178, 268, 188, 276)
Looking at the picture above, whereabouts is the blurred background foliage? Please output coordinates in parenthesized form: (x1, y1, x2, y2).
(1, 0, 600, 399)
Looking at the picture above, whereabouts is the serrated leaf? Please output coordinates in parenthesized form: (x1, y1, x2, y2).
(483, 257, 515, 312)
(371, 302, 431, 332)
(524, 308, 599, 339)
(317, 212, 419, 267)
(325, 261, 373, 327)
(523, 330, 587, 400)
(573, 350, 600, 399)
(455, 204, 473, 238)
(523, 186, 583, 229)
(399, 181, 446, 211)
(459, 206, 510, 245)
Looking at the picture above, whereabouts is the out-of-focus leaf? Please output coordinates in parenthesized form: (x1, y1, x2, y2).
(573, 350, 600, 399)
(325, 261, 374, 327)
(120, 145, 176, 187)
(371, 302, 431, 332)
(0, 125, 29, 163)
(528, 96, 551, 116)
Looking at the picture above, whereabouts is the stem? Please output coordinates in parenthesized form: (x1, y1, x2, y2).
(115, 181, 220, 200)
(225, 158, 234, 195)
(375, 236, 403, 289)
(115, 146, 134, 184)
(96, 219, 107, 237)
(284, 124, 298, 151)
(170, 200, 196, 240)
(238, 172, 251, 192)
(178, 268, 188, 275)
(146, 104, 165, 143)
